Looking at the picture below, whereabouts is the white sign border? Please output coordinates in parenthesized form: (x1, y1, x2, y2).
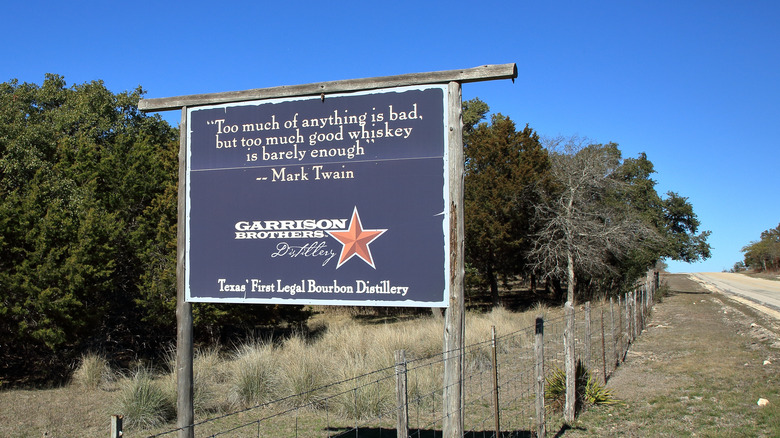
(184, 84, 451, 307)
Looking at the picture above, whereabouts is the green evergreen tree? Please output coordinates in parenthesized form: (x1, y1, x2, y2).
(0, 75, 313, 382)
(608, 154, 710, 286)
(0, 75, 178, 379)
(463, 104, 551, 306)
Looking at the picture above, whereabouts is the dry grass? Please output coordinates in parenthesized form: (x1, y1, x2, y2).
(273, 333, 332, 409)
(225, 340, 276, 409)
(115, 368, 174, 429)
(0, 302, 574, 436)
(8, 277, 777, 436)
(70, 352, 112, 390)
(744, 270, 780, 281)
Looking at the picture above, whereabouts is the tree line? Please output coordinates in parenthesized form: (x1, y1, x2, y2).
(0, 76, 309, 383)
(463, 99, 710, 305)
(0, 76, 710, 383)
(737, 224, 780, 272)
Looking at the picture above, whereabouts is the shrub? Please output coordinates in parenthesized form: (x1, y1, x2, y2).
(654, 284, 671, 303)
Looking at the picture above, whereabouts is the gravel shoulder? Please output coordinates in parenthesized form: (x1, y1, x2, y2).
(559, 274, 780, 437)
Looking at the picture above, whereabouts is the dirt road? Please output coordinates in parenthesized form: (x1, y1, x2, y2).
(692, 272, 780, 319)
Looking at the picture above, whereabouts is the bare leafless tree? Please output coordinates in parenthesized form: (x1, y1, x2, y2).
(529, 136, 660, 304)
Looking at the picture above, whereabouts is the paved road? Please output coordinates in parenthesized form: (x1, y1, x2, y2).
(691, 272, 780, 317)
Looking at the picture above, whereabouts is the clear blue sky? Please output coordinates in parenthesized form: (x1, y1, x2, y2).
(3, 0, 778, 273)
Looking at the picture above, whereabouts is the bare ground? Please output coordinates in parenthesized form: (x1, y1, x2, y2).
(556, 274, 780, 437)
(0, 384, 113, 437)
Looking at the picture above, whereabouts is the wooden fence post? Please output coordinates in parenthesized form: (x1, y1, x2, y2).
(633, 290, 639, 340)
(636, 288, 642, 333)
(110, 415, 122, 438)
(639, 288, 643, 334)
(534, 316, 545, 438)
(646, 283, 652, 316)
(617, 295, 622, 359)
(642, 286, 647, 329)
(625, 292, 632, 344)
(648, 281, 653, 309)
(395, 350, 409, 438)
(564, 302, 576, 422)
(624, 293, 630, 360)
(640, 287, 644, 331)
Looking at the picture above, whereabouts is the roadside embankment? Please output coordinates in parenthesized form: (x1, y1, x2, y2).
(559, 274, 780, 437)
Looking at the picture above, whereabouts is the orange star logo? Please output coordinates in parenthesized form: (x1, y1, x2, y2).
(327, 207, 387, 269)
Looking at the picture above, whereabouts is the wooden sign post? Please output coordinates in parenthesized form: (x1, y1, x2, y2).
(139, 64, 516, 438)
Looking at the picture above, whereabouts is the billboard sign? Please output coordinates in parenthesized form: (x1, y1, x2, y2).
(186, 85, 450, 306)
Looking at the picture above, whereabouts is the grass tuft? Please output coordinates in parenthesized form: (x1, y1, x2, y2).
(116, 368, 174, 430)
(654, 284, 671, 302)
(161, 346, 232, 415)
(330, 355, 394, 419)
(71, 353, 112, 390)
(227, 340, 276, 409)
(275, 334, 330, 409)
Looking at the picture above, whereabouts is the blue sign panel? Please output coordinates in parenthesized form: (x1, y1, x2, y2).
(186, 85, 449, 307)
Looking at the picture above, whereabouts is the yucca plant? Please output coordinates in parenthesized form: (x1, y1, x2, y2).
(582, 369, 619, 406)
(544, 359, 619, 415)
(544, 365, 569, 413)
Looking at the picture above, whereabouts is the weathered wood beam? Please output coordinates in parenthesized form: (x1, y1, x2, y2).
(176, 107, 194, 438)
(443, 80, 465, 438)
(139, 63, 517, 112)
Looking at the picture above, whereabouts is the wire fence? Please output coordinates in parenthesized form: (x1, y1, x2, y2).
(136, 279, 656, 438)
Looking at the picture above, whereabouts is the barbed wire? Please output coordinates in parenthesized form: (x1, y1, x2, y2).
(145, 286, 653, 437)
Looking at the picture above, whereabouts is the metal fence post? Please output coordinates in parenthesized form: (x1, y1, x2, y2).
(491, 326, 500, 437)
(584, 301, 592, 369)
(600, 306, 607, 384)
